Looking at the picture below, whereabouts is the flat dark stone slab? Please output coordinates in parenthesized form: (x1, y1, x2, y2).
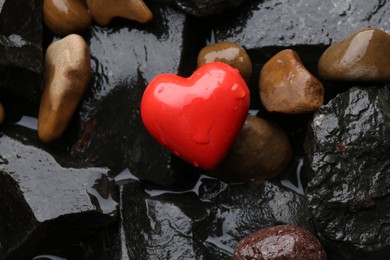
(0, 125, 117, 259)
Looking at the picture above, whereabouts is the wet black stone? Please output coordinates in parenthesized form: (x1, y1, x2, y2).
(0, 125, 118, 259)
(304, 86, 390, 259)
(120, 177, 314, 259)
(155, 0, 246, 17)
(69, 3, 199, 187)
(0, 0, 43, 102)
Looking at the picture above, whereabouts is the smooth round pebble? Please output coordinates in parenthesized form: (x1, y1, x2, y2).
(318, 28, 390, 81)
(197, 42, 252, 83)
(234, 225, 327, 260)
(211, 115, 292, 181)
(38, 34, 91, 143)
(43, 0, 92, 36)
(86, 0, 153, 26)
(259, 49, 324, 114)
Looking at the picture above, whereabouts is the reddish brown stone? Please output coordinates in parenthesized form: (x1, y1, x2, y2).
(234, 225, 327, 260)
(318, 28, 390, 81)
(197, 42, 252, 83)
(212, 115, 292, 181)
(259, 49, 324, 114)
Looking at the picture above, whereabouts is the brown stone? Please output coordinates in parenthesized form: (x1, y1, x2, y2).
(318, 28, 390, 81)
(38, 34, 91, 143)
(234, 225, 327, 260)
(43, 0, 92, 36)
(197, 42, 252, 83)
(86, 0, 153, 26)
(259, 49, 324, 114)
(211, 115, 292, 182)
(0, 102, 4, 125)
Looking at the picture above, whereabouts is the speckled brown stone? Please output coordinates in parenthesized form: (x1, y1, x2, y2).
(86, 0, 153, 26)
(38, 34, 90, 143)
(318, 28, 390, 81)
(211, 115, 292, 181)
(234, 225, 327, 260)
(259, 49, 324, 114)
(43, 0, 92, 36)
(0, 102, 4, 125)
(197, 42, 252, 83)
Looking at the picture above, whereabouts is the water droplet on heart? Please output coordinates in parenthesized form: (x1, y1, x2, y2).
(235, 88, 246, 100)
(233, 105, 238, 111)
(174, 150, 180, 156)
(231, 84, 238, 91)
(192, 131, 210, 144)
(158, 87, 164, 93)
(193, 161, 199, 167)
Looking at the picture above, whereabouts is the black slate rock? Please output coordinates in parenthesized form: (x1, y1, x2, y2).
(304, 86, 390, 259)
(69, 3, 199, 186)
(0, 0, 43, 102)
(0, 125, 118, 259)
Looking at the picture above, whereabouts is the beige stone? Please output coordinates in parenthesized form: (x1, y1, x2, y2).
(197, 42, 252, 83)
(211, 115, 292, 182)
(259, 49, 324, 114)
(86, 0, 153, 26)
(318, 28, 390, 81)
(43, 0, 92, 36)
(38, 34, 91, 143)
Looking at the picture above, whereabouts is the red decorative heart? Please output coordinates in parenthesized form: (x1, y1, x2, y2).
(141, 62, 250, 170)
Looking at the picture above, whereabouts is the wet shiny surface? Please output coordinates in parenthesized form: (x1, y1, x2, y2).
(43, 0, 91, 36)
(318, 28, 390, 81)
(141, 62, 250, 170)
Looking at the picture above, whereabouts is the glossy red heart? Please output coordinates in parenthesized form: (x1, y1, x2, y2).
(141, 62, 250, 170)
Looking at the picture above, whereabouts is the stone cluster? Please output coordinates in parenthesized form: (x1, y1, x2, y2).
(1, 0, 390, 259)
(43, 0, 153, 36)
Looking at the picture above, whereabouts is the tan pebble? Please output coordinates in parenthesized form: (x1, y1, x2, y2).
(211, 115, 292, 182)
(318, 28, 390, 81)
(0, 102, 4, 125)
(197, 42, 252, 83)
(259, 49, 324, 114)
(43, 0, 92, 36)
(86, 0, 153, 26)
(38, 34, 91, 143)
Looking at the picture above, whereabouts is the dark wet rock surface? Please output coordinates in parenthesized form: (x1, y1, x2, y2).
(0, 125, 117, 259)
(0, 0, 43, 102)
(153, 0, 246, 17)
(304, 86, 390, 259)
(120, 177, 313, 259)
(69, 4, 199, 186)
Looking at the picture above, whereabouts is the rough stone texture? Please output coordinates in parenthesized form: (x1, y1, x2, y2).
(69, 3, 199, 186)
(304, 86, 390, 259)
(121, 177, 314, 259)
(0, 125, 118, 259)
(234, 225, 327, 260)
(0, 0, 43, 102)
